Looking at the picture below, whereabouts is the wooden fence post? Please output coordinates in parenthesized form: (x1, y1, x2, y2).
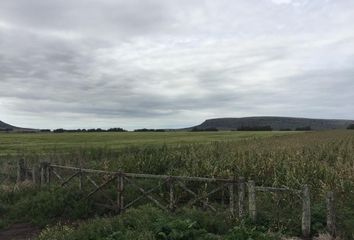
(117, 173, 124, 213)
(46, 164, 51, 185)
(40, 162, 45, 187)
(17, 159, 26, 183)
(229, 177, 234, 216)
(40, 162, 49, 187)
(326, 191, 336, 238)
(238, 177, 245, 218)
(79, 169, 83, 191)
(32, 166, 39, 185)
(302, 184, 311, 239)
(202, 183, 209, 211)
(248, 180, 256, 222)
(221, 187, 225, 207)
(169, 177, 175, 211)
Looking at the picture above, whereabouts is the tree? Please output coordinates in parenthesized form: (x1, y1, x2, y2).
(237, 126, 272, 131)
(295, 126, 312, 131)
(53, 128, 65, 133)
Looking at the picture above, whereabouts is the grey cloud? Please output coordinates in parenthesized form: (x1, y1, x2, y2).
(0, 0, 354, 129)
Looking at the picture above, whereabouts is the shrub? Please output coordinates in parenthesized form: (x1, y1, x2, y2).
(10, 187, 94, 226)
(225, 225, 279, 240)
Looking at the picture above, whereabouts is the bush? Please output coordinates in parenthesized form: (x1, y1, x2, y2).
(35, 205, 235, 240)
(8, 187, 94, 226)
(225, 225, 279, 240)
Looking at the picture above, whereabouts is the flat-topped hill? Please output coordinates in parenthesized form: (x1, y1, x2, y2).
(191, 116, 354, 131)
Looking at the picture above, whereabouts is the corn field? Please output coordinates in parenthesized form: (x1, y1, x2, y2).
(1, 130, 354, 237)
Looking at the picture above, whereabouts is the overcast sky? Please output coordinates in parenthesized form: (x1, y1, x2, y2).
(0, 0, 353, 130)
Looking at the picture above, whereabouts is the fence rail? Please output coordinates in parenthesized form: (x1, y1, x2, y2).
(2, 159, 338, 239)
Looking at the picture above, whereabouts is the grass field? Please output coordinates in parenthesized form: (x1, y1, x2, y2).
(1, 130, 354, 239)
(0, 131, 294, 155)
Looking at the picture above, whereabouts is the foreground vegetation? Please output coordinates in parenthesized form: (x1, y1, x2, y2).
(37, 205, 278, 240)
(0, 186, 277, 240)
(0, 130, 353, 239)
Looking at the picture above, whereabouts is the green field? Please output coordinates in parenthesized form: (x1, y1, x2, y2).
(1, 130, 354, 239)
(0, 131, 294, 155)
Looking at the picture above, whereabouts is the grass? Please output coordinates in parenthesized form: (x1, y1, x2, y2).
(0, 131, 294, 155)
(0, 130, 353, 239)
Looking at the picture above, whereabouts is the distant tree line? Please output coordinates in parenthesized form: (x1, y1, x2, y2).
(237, 126, 273, 131)
(134, 128, 166, 132)
(191, 127, 218, 132)
(46, 128, 127, 133)
(348, 124, 354, 130)
(0, 128, 38, 133)
(295, 126, 312, 131)
(0, 128, 13, 132)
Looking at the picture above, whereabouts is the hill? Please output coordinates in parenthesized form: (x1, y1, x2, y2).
(0, 120, 36, 132)
(190, 116, 354, 131)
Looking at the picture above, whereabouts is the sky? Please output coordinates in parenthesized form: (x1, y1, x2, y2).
(0, 0, 354, 130)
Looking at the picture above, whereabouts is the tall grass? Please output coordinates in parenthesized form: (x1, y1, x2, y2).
(1, 130, 353, 237)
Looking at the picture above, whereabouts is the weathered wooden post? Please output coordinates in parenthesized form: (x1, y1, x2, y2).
(46, 164, 51, 185)
(221, 187, 225, 207)
(238, 177, 245, 218)
(117, 172, 124, 213)
(40, 162, 50, 187)
(229, 177, 235, 216)
(40, 162, 45, 186)
(302, 184, 311, 239)
(326, 191, 336, 238)
(78, 169, 83, 191)
(248, 180, 256, 222)
(169, 177, 175, 211)
(17, 159, 26, 183)
(32, 165, 39, 185)
(202, 182, 209, 211)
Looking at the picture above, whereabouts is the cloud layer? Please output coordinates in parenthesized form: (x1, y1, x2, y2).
(1, 0, 354, 129)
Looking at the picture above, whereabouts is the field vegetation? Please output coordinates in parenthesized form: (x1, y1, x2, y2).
(0, 131, 292, 155)
(0, 130, 353, 239)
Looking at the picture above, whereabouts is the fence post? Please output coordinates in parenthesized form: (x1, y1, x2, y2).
(17, 159, 26, 183)
(238, 177, 245, 218)
(40, 162, 45, 186)
(302, 184, 311, 239)
(32, 166, 39, 185)
(169, 177, 175, 211)
(221, 187, 225, 207)
(229, 177, 234, 216)
(40, 162, 49, 187)
(326, 191, 336, 238)
(46, 163, 51, 185)
(79, 169, 83, 191)
(248, 180, 256, 222)
(117, 173, 124, 213)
